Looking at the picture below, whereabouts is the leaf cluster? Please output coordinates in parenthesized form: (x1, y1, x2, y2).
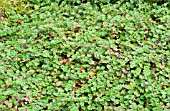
(0, 0, 170, 111)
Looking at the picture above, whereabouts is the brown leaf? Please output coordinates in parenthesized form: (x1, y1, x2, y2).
(90, 68, 96, 72)
(105, 48, 115, 55)
(56, 34, 59, 38)
(78, 30, 83, 34)
(60, 58, 71, 64)
(144, 37, 149, 40)
(73, 24, 79, 32)
(80, 67, 85, 72)
(49, 32, 53, 38)
(24, 96, 30, 102)
(17, 20, 23, 26)
(159, 64, 164, 69)
(56, 81, 61, 87)
(2, 37, 6, 41)
(138, 24, 141, 28)
(77, 80, 84, 87)
(103, 24, 109, 28)
(110, 33, 115, 38)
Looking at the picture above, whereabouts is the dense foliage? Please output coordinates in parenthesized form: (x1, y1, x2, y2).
(0, 0, 170, 110)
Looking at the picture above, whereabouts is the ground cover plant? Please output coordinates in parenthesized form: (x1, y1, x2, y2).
(0, 0, 170, 110)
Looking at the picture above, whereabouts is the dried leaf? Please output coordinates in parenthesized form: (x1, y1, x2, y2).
(24, 96, 30, 102)
(159, 64, 164, 69)
(80, 67, 85, 72)
(110, 33, 116, 38)
(56, 34, 59, 38)
(60, 58, 71, 64)
(77, 80, 84, 87)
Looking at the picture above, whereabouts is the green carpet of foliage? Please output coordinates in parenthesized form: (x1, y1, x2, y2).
(0, 0, 170, 110)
